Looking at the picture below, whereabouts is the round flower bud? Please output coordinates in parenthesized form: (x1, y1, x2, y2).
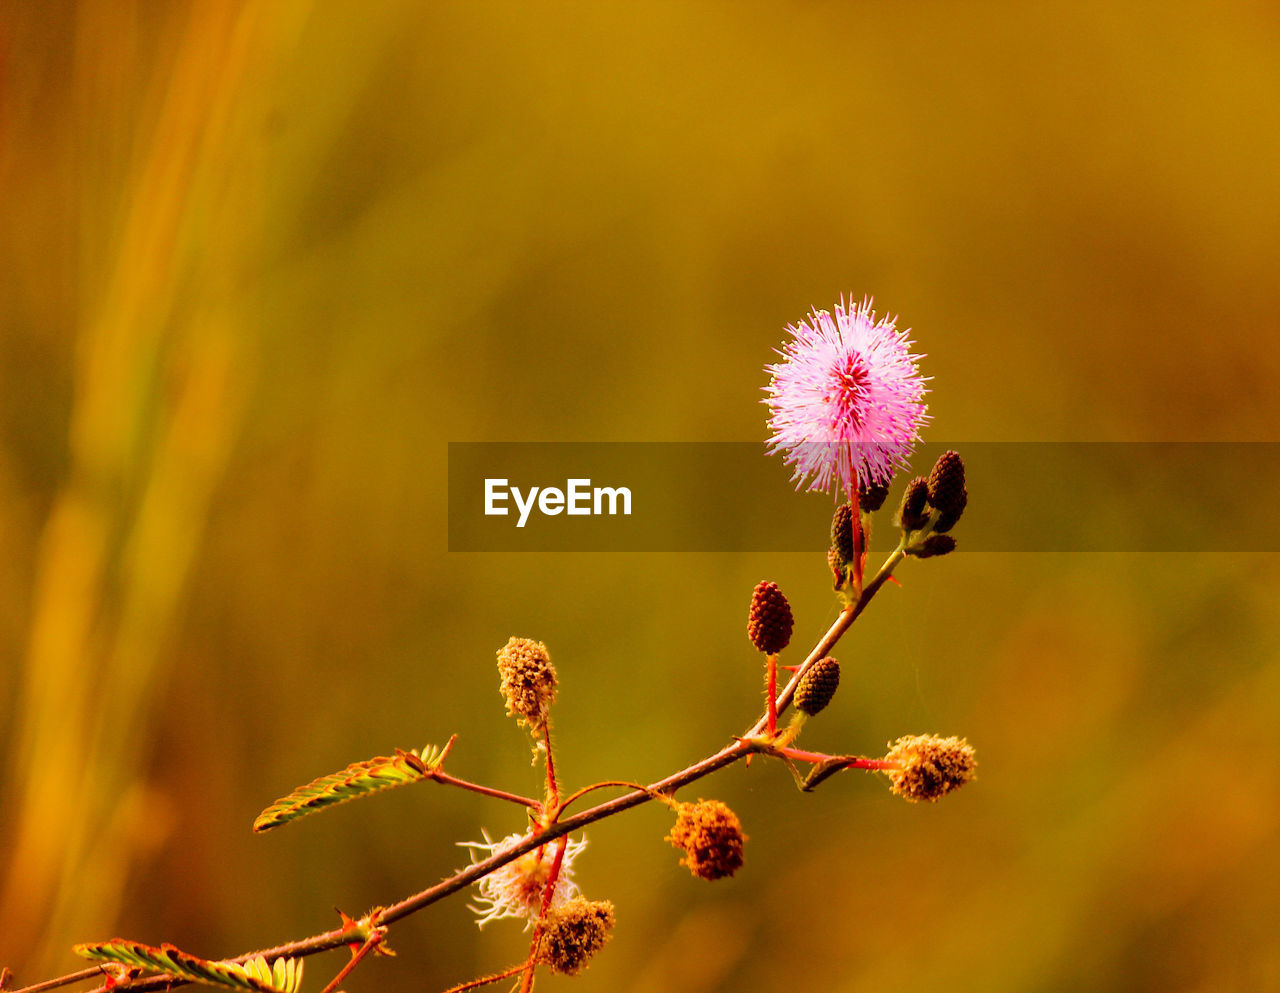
(536, 898, 615, 976)
(884, 734, 976, 802)
(496, 637, 558, 731)
(666, 799, 746, 881)
(859, 481, 891, 513)
(909, 534, 957, 558)
(830, 504, 855, 565)
(926, 450, 967, 514)
(897, 477, 930, 532)
(795, 657, 841, 716)
(747, 581, 793, 655)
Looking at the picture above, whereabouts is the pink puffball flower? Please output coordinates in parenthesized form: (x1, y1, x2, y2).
(764, 298, 929, 500)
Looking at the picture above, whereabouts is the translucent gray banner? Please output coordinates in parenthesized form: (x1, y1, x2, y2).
(447, 443, 1277, 552)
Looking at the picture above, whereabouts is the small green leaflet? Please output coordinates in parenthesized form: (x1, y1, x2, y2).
(252, 739, 453, 832)
(74, 940, 303, 993)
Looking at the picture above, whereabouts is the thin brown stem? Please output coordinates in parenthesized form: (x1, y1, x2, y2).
(9, 967, 109, 993)
(440, 963, 525, 993)
(431, 772, 542, 811)
(554, 780, 671, 817)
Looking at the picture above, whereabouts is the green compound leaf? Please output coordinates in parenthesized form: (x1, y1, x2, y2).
(253, 739, 454, 833)
(75, 940, 303, 993)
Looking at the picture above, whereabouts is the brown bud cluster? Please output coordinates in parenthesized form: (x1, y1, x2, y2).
(747, 581, 793, 655)
(496, 637, 558, 730)
(795, 657, 841, 716)
(666, 799, 746, 881)
(536, 898, 616, 975)
(897, 477, 930, 531)
(884, 734, 976, 802)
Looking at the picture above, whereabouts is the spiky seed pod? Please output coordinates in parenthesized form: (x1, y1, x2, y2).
(909, 534, 957, 559)
(830, 504, 855, 565)
(536, 899, 616, 976)
(496, 637, 558, 731)
(666, 800, 746, 881)
(859, 481, 891, 513)
(884, 734, 977, 802)
(897, 476, 930, 532)
(747, 581, 793, 654)
(795, 657, 841, 716)
(926, 450, 967, 513)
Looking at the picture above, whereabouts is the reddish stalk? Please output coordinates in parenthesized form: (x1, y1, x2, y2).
(766, 653, 778, 735)
(316, 930, 384, 993)
(440, 963, 525, 993)
(519, 837, 568, 993)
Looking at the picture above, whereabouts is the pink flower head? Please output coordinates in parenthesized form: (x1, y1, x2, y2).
(764, 298, 929, 500)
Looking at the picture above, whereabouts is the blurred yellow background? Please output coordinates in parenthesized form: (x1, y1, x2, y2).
(3, 2, 1280, 991)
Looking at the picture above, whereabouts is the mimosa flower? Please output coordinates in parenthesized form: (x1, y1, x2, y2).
(764, 298, 929, 500)
(458, 832, 587, 928)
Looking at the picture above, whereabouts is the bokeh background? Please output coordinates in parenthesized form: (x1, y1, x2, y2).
(4, 3, 1280, 991)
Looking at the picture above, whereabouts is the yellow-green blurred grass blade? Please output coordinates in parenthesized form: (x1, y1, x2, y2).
(75, 940, 303, 993)
(252, 741, 452, 833)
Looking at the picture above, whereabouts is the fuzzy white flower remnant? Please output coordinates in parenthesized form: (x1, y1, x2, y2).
(458, 831, 588, 928)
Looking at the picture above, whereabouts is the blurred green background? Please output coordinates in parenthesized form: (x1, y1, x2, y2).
(3, 3, 1280, 991)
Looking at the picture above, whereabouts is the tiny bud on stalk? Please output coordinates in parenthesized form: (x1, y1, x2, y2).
(536, 898, 616, 976)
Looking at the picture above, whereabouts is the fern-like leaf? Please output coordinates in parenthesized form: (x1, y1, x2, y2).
(253, 739, 454, 833)
(75, 940, 302, 993)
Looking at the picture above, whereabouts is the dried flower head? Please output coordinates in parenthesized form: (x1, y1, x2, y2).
(496, 637, 557, 730)
(747, 581, 793, 655)
(536, 898, 616, 976)
(795, 657, 841, 716)
(764, 298, 929, 501)
(458, 832, 586, 928)
(666, 799, 746, 881)
(884, 734, 976, 802)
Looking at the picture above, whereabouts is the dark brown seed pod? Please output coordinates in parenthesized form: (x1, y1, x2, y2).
(795, 657, 841, 716)
(926, 450, 967, 514)
(747, 581, 793, 654)
(897, 477, 930, 532)
(859, 481, 891, 513)
(932, 490, 967, 533)
(830, 504, 855, 565)
(910, 533, 957, 558)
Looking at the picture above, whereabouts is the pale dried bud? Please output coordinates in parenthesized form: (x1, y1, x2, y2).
(666, 799, 746, 881)
(884, 734, 976, 802)
(496, 637, 557, 730)
(536, 898, 615, 975)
